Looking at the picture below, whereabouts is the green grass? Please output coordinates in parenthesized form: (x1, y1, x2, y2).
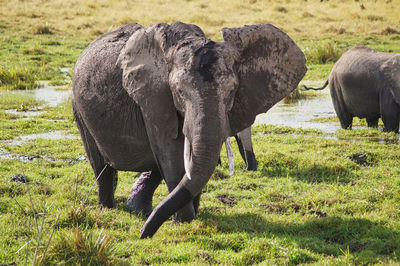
(0, 66, 40, 90)
(1, 0, 400, 264)
(304, 41, 343, 64)
(1, 0, 400, 89)
(1, 96, 400, 264)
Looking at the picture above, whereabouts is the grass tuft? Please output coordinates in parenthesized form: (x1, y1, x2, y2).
(367, 15, 384, 21)
(305, 42, 343, 64)
(381, 26, 400, 35)
(34, 23, 54, 35)
(0, 66, 39, 90)
(284, 87, 307, 103)
(43, 228, 116, 265)
(275, 6, 288, 13)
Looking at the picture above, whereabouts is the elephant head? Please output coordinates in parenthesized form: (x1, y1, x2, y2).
(382, 55, 400, 105)
(117, 22, 306, 238)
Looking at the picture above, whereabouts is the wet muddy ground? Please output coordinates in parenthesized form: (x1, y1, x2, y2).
(1, 83, 398, 165)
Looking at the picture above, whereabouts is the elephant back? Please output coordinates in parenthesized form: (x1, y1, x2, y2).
(73, 23, 143, 108)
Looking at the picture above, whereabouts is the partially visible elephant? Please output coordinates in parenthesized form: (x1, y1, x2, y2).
(72, 22, 306, 238)
(303, 46, 400, 132)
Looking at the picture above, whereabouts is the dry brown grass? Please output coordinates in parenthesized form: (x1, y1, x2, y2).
(1, 0, 399, 40)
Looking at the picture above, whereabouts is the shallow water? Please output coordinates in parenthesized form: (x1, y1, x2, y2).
(5, 130, 78, 146)
(1, 85, 71, 107)
(1, 83, 398, 158)
(4, 109, 45, 117)
(255, 89, 340, 133)
(255, 88, 373, 134)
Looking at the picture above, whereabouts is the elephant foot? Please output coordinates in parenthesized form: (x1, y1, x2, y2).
(173, 201, 196, 223)
(127, 191, 153, 217)
(97, 165, 118, 209)
(245, 150, 258, 171)
(98, 200, 115, 209)
(127, 171, 161, 217)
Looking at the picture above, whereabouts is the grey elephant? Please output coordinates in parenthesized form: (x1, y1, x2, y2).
(72, 21, 306, 238)
(304, 46, 400, 132)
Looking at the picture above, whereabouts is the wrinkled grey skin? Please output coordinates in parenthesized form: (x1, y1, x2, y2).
(305, 46, 400, 132)
(72, 22, 306, 238)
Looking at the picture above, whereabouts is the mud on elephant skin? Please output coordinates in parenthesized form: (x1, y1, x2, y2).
(72, 21, 306, 238)
(304, 46, 400, 132)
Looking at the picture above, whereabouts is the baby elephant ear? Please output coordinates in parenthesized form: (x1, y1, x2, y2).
(118, 23, 179, 139)
(382, 55, 400, 106)
(222, 24, 307, 135)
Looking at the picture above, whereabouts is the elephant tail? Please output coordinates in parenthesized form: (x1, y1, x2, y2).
(302, 80, 329, 91)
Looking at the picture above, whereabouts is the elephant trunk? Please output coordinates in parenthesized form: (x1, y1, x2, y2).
(140, 102, 225, 238)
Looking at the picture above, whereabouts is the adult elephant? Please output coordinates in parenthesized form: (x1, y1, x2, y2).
(304, 46, 400, 132)
(72, 22, 306, 238)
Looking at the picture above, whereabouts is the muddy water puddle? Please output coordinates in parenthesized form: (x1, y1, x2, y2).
(1, 86, 77, 162)
(255, 88, 373, 134)
(5, 130, 78, 146)
(1, 84, 70, 107)
(0, 130, 82, 163)
(255, 89, 339, 133)
(1, 81, 398, 165)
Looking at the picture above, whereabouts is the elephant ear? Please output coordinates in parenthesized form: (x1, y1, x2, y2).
(117, 23, 179, 139)
(222, 24, 307, 134)
(382, 55, 400, 106)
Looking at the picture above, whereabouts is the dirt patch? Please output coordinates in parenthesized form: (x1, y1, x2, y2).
(308, 210, 327, 217)
(349, 152, 368, 166)
(216, 194, 237, 206)
(262, 202, 327, 217)
(349, 241, 370, 252)
(10, 174, 27, 183)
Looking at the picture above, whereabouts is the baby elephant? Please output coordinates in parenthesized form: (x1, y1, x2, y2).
(304, 46, 400, 132)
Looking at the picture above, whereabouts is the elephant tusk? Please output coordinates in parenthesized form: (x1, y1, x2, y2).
(184, 136, 192, 180)
(225, 137, 234, 176)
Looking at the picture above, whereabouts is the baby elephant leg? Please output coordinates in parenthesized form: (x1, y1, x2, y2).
(127, 171, 162, 217)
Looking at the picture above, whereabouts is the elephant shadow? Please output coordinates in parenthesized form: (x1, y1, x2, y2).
(260, 162, 357, 184)
(198, 210, 400, 262)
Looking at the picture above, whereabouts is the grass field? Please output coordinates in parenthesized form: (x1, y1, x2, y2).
(1, 0, 400, 264)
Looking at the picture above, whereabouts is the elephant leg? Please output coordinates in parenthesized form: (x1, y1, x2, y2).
(366, 117, 379, 128)
(336, 110, 353, 129)
(236, 127, 257, 171)
(74, 111, 117, 208)
(97, 166, 118, 208)
(127, 171, 162, 217)
(380, 89, 400, 133)
(330, 80, 353, 130)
